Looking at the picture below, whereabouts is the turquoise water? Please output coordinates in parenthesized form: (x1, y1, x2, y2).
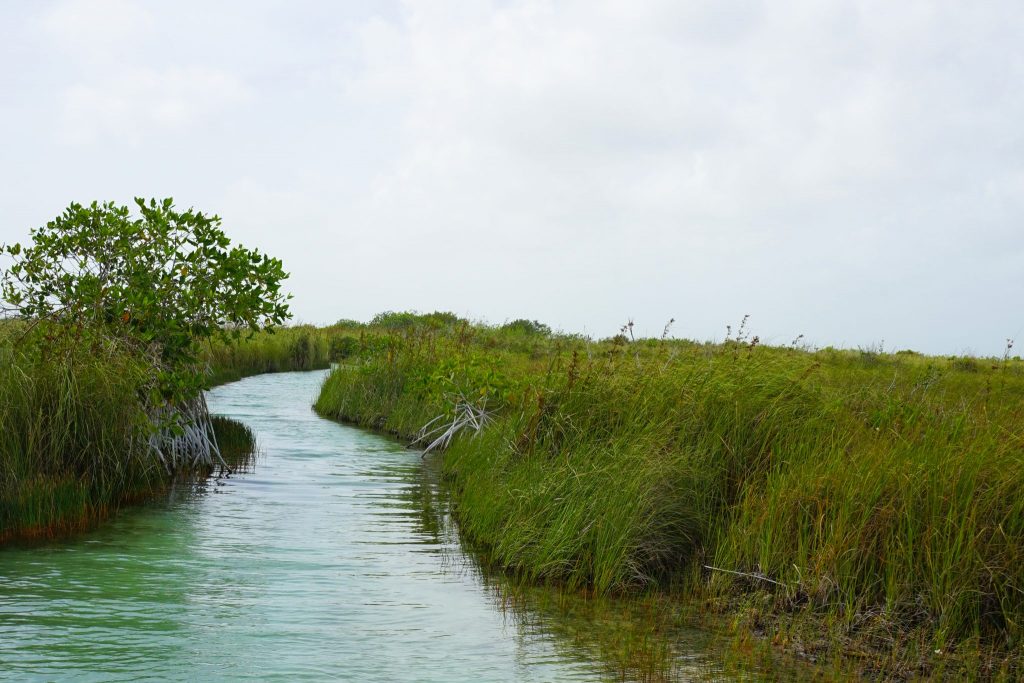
(0, 371, 759, 681)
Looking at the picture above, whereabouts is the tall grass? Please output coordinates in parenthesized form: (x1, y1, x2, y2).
(0, 338, 160, 540)
(200, 322, 365, 385)
(314, 314, 1024, 677)
(202, 325, 329, 385)
(211, 415, 258, 473)
(0, 320, 265, 542)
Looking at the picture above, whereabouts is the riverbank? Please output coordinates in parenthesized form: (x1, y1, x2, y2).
(202, 324, 338, 385)
(313, 314, 1024, 679)
(0, 324, 337, 543)
(3, 369, 791, 682)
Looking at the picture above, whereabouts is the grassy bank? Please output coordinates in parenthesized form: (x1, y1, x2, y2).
(0, 332, 159, 541)
(314, 314, 1024, 679)
(202, 325, 339, 385)
(0, 320, 344, 542)
(0, 322, 263, 543)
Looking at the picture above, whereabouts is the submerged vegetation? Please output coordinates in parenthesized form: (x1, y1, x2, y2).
(314, 312, 1024, 679)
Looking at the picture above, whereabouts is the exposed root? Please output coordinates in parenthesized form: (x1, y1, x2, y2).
(146, 394, 228, 473)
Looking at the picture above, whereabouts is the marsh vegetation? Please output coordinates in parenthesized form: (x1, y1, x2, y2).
(315, 312, 1024, 679)
(3, 196, 1022, 679)
(0, 325, 259, 541)
(0, 199, 288, 540)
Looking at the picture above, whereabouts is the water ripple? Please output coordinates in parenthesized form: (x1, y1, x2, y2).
(0, 371, 745, 682)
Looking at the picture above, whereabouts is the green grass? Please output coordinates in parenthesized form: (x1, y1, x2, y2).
(314, 313, 1024, 678)
(202, 325, 332, 385)
(0, 337, 163, 540)
(199, 322, 367, 386)
(211, 415, 258, 473)
(0, 320, 273, 542)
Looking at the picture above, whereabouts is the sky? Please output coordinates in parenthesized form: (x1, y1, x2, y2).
(1, 1, 1022, 355)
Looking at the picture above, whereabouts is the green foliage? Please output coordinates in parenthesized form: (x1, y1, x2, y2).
(329, 335, 360, 361)
(211, 416, 257, 472)
(0, 339, 260, 540)
(315, 315, 1024, 677)
(0, 340, 158, 540)
(369, 310, 466, 330)
(1, 198, 291, 401)
(202, 325, 332, 385)
(0, 329, 266, 541)
(0, 198, 287, 541)
(951, 356, 981, 372)
(500, 318, 552, 336)
(407, 355, 516, 405)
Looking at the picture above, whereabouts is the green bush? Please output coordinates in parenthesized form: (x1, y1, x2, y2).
(500, 318, 552, 336)
(329, 335, 360, 361)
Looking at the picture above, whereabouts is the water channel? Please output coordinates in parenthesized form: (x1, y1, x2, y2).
(0, 370, 781, 681)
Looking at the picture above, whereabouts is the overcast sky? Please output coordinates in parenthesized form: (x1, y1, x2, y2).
(1, 1, 1022, 355)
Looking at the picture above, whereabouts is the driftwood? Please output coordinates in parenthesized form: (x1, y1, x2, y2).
(704, 564, 788, 588)
(413, 395, 492, 457)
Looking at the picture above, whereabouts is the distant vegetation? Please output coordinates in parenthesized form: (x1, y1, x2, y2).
(203, 325, 334, 385)
(314, 311, 1024, 679)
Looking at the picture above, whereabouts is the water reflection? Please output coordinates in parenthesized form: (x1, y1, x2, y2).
(392, 457, 740, 682)
(0, 370, 787, 681)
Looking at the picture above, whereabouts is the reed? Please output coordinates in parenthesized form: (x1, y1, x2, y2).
(0, 325, 267, 542)
(211, 415, 258, 472)
(314, 313, 1024, 678)
(0, 339, 159, 540)
(199, 322, 365, 385)
(202, 325, 332, 385)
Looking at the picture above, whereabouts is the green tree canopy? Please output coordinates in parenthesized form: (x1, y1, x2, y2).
(1, 198, 291, 401)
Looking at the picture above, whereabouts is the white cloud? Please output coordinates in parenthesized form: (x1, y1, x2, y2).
(58, 66, 251, 145)
(39, 0, 153, 57)
(335, 0, 1024, 349)
(2, 1, 1023, 353)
